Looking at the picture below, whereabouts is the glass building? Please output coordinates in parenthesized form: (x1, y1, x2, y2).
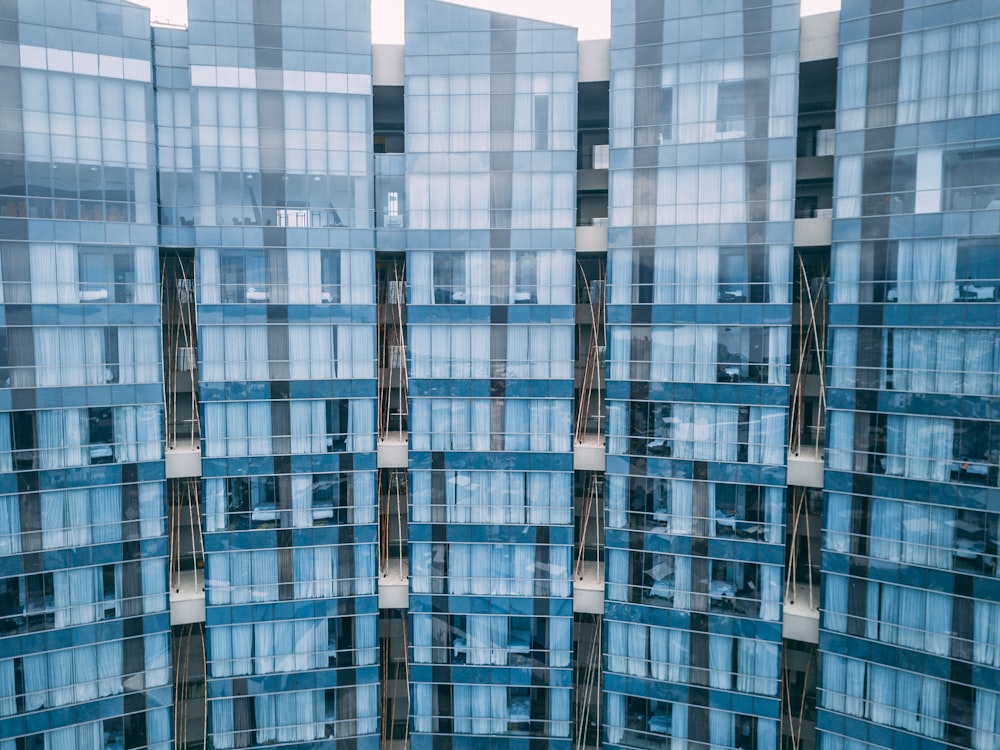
(0, 1, 998, 750)
(820, 2, 1000, 749)
(0, 1, 171, 749)
(178, 1, 380, 746)
(403, 0, 577, 744)
(603, 0, 798, 747)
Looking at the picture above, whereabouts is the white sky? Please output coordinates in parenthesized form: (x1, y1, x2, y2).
(134, 0, 841, 40)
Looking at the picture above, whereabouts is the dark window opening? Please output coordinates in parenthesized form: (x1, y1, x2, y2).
(952, 420, 999, 487)
(659, 86, 673, 143)
(321, 250, 341, 303)
(327, 399, 349, 452)
(533, 94, 549, 151)
(513, 252, 537, 304)
(11, 411, 36, 470)
(956, 241, 999, 301)
(719, 247, 748, 302)
(945, 148, 1000, 211)
(88, 407, 114, 464)
(220, 250, 267, 303)
(432, 252, 466, 304)
(312, 472, 350, 525)
(226, 475, 278, 529)
(716, 81, 745, 133)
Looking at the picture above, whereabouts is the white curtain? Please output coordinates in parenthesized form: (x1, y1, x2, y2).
(708, 708, 734, 749)
(835, 156, 863, 218)
(43, 721, 103, 750)
(255, 689, 324, 744)
(838, 43, 868, 130)
(202, 402, 272, 458)
(895, 238, 957, 304)
(749, 407, 786, 465)
(288, 324, 335, 380)
(29, 244, 78, 304)
(653, 247, 719, 304)
(145, 633, 170, 688)
(608, 249, 632, 305)
(289, 401, 326, 455)
(408, 251, 432, 304)
(411, 614, 432, 663)
(286, 248, 324, 303)
(736, 639, 779, 696)
(884, 415, 953, 482)
(34, 327, 107, 387)
(759, 564, 782, 622)
(768, 162, 794, 222)
(606, 692, 625, 744)
(348, 399, 375, 452)
(831, 241, 861, 304)
(0, 495, 19, 556)
(132, 246, 158, 303)
(975, 601, 1000, 668)
(142, 558, 167, 613)
(118, 326, 161, 383)
(203, 478, 226, 533)
(606, 548, 628, 602)
(53, 567, 101, 628)
(949, 23, 979, 118)
(38, 409, 88, 469)
(672, 404, 739, 461)
(550, 687, 571, 738)
(108, 405, 162, 463)
(626, 622, 647, 676)
(893, 328, 999, 396)
(341, 250, 374, 305)
(650, 625, 689, 683)
(412, 683, 433, 733)
(337, 324, 375, 379)
(974, 689, 1000, 750)
(708, 635, 732, 689)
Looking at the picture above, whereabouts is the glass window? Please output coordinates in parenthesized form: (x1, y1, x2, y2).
(88, 407, 114, 464)
(719, 247, 748, 302)
(659, 86, 673, 143)
(534, 94, 549, 151)
(433, 252, 465, 304)
(716, 81, 745, 134)
(313, 473, 349, 525)
(956, 241, 999, 300)
(327, 399, 349, 451)
(944, 148, 1000, 210)
(513, 252, 536, 304)
(220, 250, 267, 303)
(321, 250, 341, 303)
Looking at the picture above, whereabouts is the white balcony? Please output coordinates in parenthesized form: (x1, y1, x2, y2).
(577, 224, 608, 252)
(574, 561, 604, 614)
(794, 216, 833, 247)
(378, 432, 408, 468)
(379, 556, 409, 610)
(165, 444, 202, 478)
(787, 444, 824, 488)
(783, 582, 820, 644)
(574, 436, 606, 471)
(170, 569, 206, 626)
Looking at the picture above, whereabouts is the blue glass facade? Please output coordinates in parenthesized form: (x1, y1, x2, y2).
(820, 2, 1000, 749)
(182, 1, 379, 746)
(4, 1, 1000, 749)
(604, 0, 798, 747)
(403, 0, 577, 745)
(0, 1, 170, 749)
